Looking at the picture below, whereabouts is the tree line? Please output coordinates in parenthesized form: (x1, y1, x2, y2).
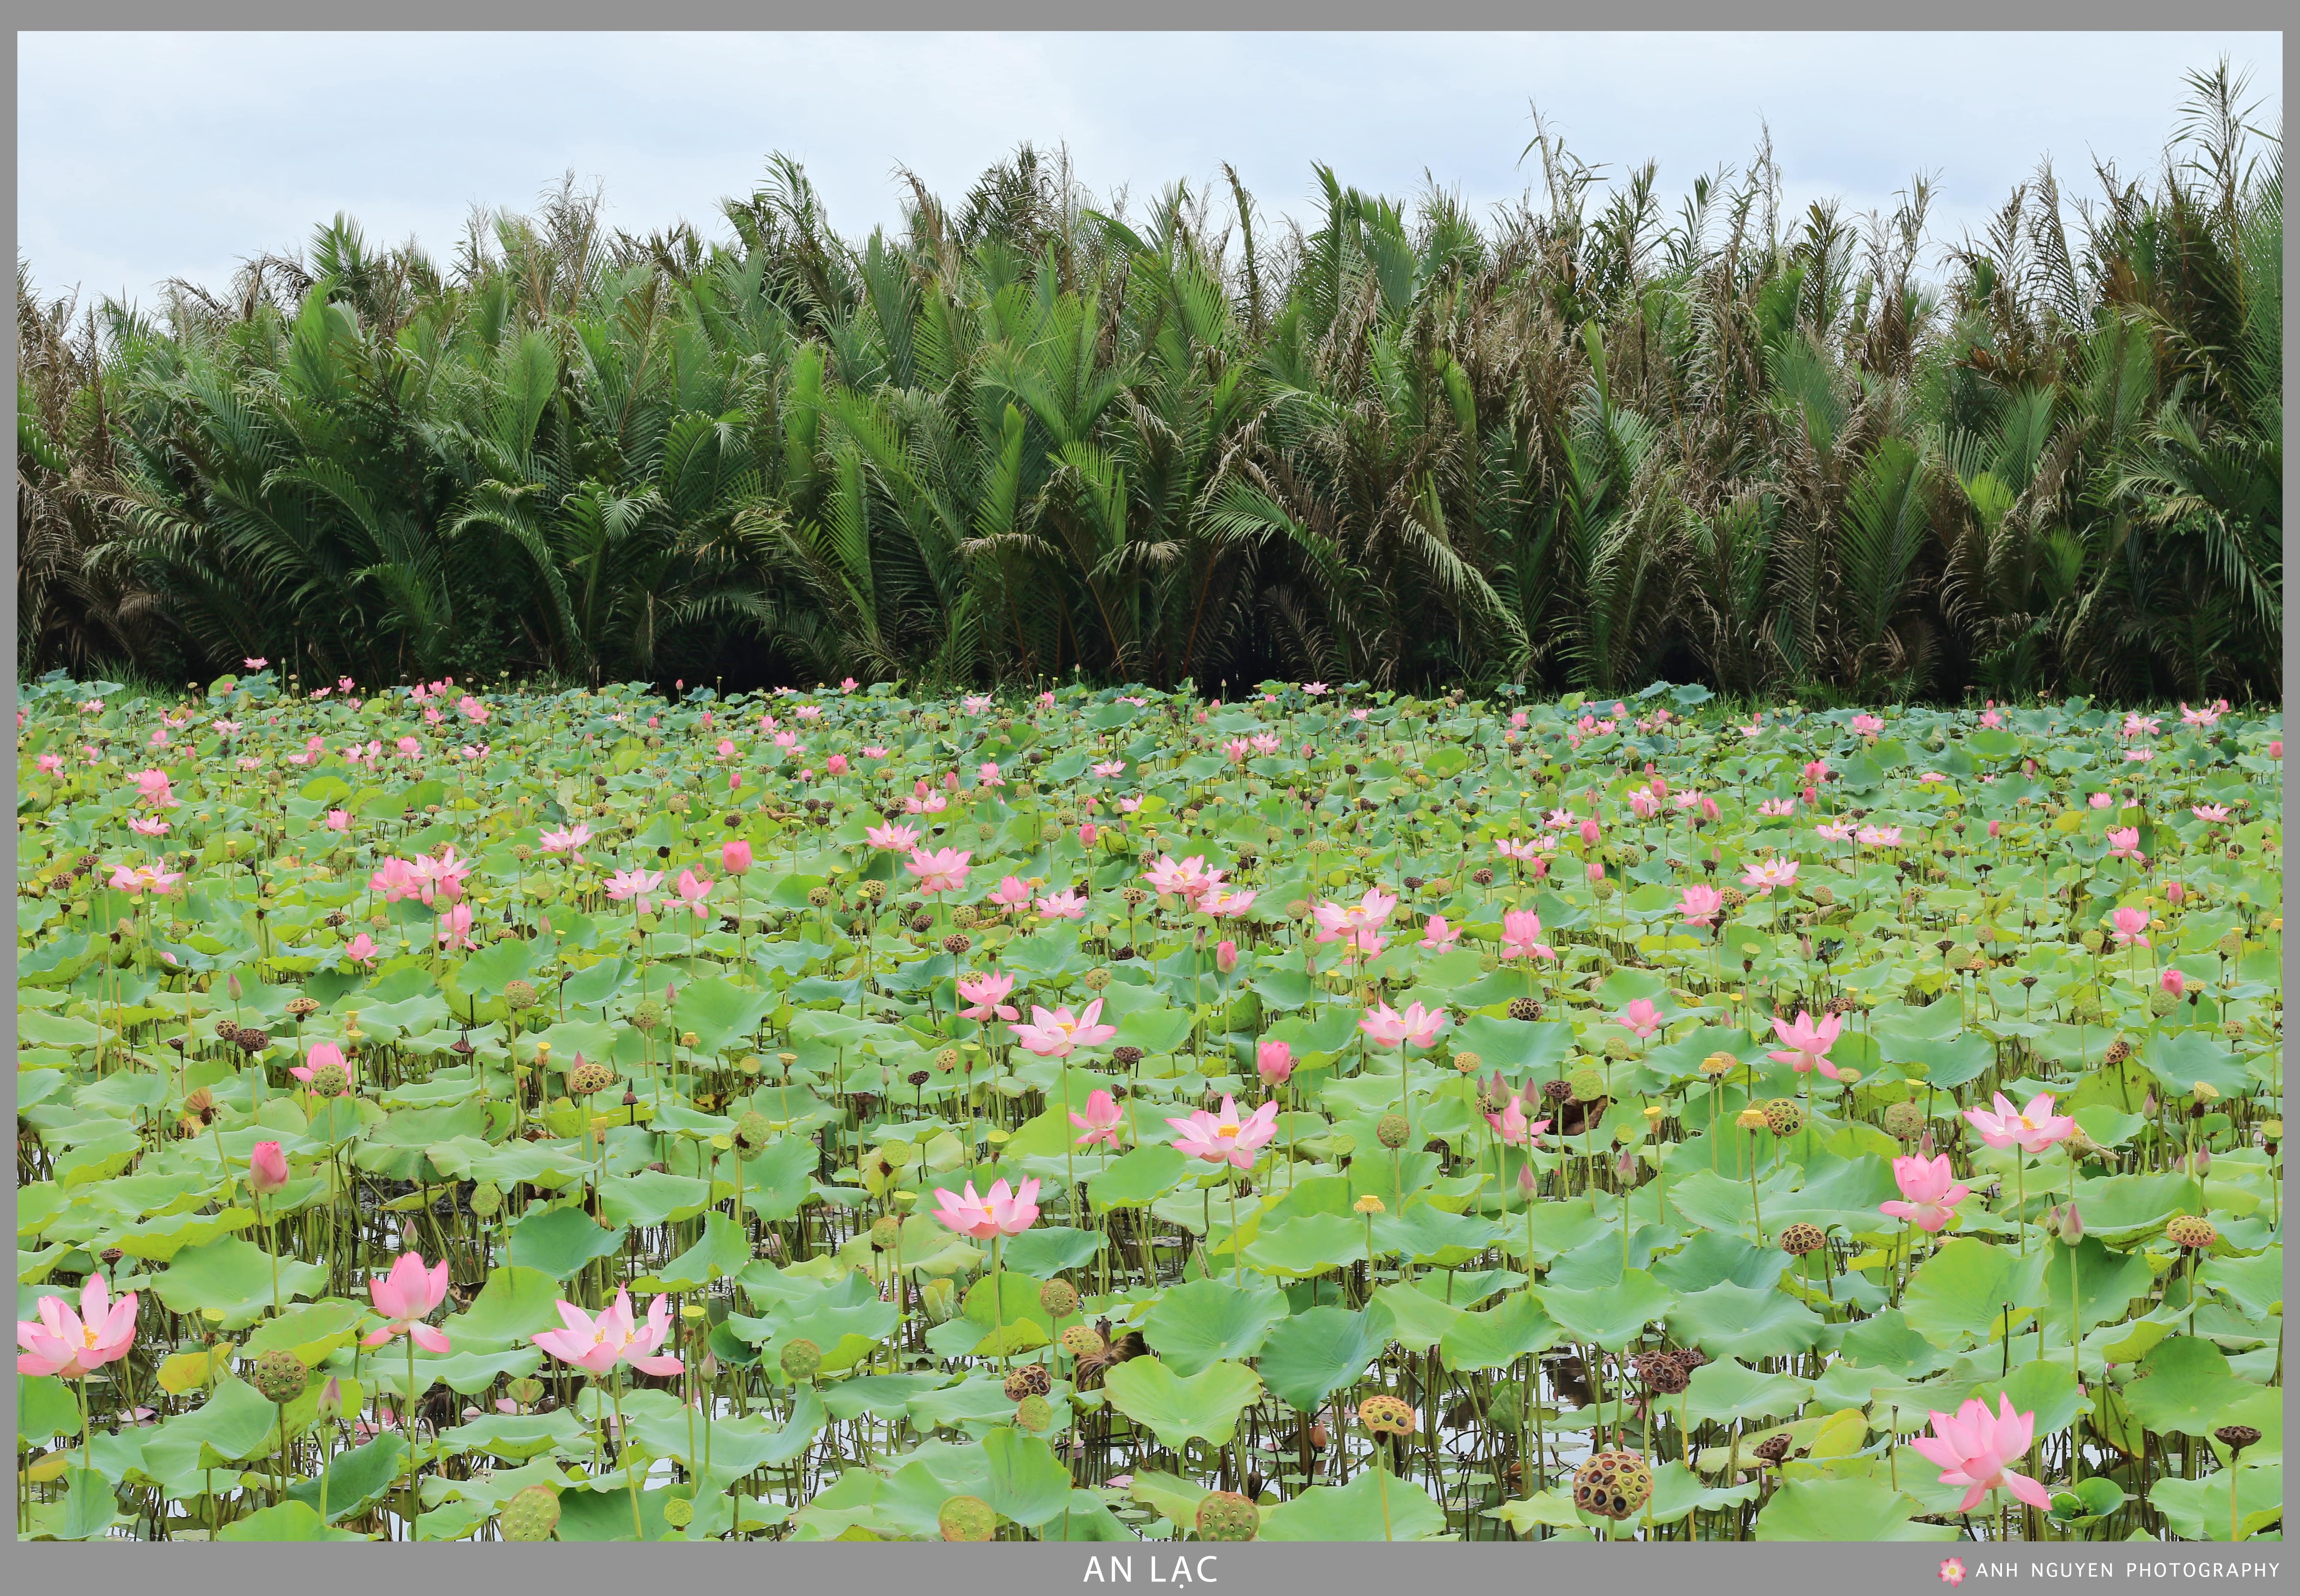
(17, 64, 2280, 703)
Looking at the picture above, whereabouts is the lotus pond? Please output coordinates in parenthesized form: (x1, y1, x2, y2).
(13, 675, 2284, 1543)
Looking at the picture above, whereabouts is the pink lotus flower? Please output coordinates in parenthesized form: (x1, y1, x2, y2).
(1615, 999, 1662, 1040)
(2106, 827, 2143, 862)
(1486, 1095, 1551, 1148)
(989, 876, 1035, 910)
(1878, 1153, 1971, 1233)
(1419, 914, 1461, 951)
(674, 869, 715, 918)
(1092, 760, 1126, 778)
(1143, 854, 1224, 903)
(1910, 1395, 2051, 1511)
(2088, 792, 2112, 810)
(1963, 1090, 2075, 1154)
(958, 971, 1020, 1022)
(1009, 999, 1117, 1058)
(1678, 885, 1724, 927)
(722, 840, 753, 875)
(1070, 1090, 1125, 1148)
(906, 846, 972, 895)
(1494, 837, 1542, 862)
(1311, 887, 1397, 942)
(930, 1178, 1042, 1238)
(129, 816, 170, 836)
(539, 823, 592, 855)
(825, 753, 850, 777)
(2192, 804, 2230, 823)
(35, 752, 62, 774)
(1036, 886, 1087, 919)
(19, 1277, 138, 1378)
(135, 768, 180, 808)
(1816, 820, 1855, 843)
(1768, 1009, 1844, 1079)
(1756, 797, 1795, 818)
(2160, 968, 2186, 998)
(605, 867, 664, 914)
(2109, 906, 2151, 948)
(249, 1141, 290, 1196)
(344, 933, 378, 967)
(1215, 938, 1240, 974)
(1360, 1000, 1449, 1049)
(1256, 1040, 1294, 1086)
(360, 1252, 452, 1353)
(1857, 825, 1903, 848)
(532, 1288, 681, 1378)
(1499, 909, 1557, 962)
(292, 1041, 349, 1088)
(1740, 857, 1799, 894)
(1202, 888, 1257, 918)
(866, 820, 922, 852)
(324, 809, 349, 833)
(1851, 713, 1884, 737)
(1167, 1095, 1281, 1169)
(435, 901, 476, 950)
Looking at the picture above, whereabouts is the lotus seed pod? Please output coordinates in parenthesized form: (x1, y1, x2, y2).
(500, 1484, 561, 1541)
(1079, 968, 1112, 992)
(1376, 1112, 1411, 1150)
(469, 1180, 504, 1217)
(2080, 930, 2105, 953)
(2149, 987, 2179, 1017)
(1779, 1222, 1827, 1257)
(307, 1061, 351, 1096)
(1762, 1098, 1805, 1137)
(869, 1216, 902, 1252)
(1059, 1324, 1104, 1358)
(628, 998, 665, 1034)
(1003, 1363, 1051, 1400)
(2215, 1425, 2263, 1452)
(1014, 1394, 1054, 1433)
(1882, 1101, 1926, 1140)
(503, 979, 539, 1013)
(2165, 1214, 2218, 1249)
(1634, 1350, 1689, 1394)
(1602, 1032, 1638, 1062)
(780, 1338, 823, 1380)
(2218, 931, 2244, 959)
(1358, 1394, 1417, 1436)
(249, 1348, 310, 1404)
(1452, 1050, 1483, 1074)
(1751, 1434, 1794, 1465)
(1568, 1066, 1607, 1104)
(939, 1494, 997, 1541)
(806, 885, 833, 908)
(881, 1139, 917, 1167)
(660, 1495, 694, 1528)
(1195, 1490, 1260, 1542)
(567, 1059, 614, 1097)
(1039, 1278, 1078, 1318)
(1507, 995, 1542, 1021)
(1571, 1449, 1653, 1520)
(734, 1111, 774, 1159)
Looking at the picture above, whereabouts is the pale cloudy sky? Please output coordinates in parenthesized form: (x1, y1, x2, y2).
(17, 31, 2282, 308)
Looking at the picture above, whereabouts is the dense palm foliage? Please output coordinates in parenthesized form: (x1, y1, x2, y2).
(18, 67, 2281, 702)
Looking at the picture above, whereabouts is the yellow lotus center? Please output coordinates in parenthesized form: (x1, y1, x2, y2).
(1216, 1125, 1240, 1139)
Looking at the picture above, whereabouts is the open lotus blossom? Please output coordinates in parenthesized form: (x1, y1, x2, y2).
(1143, 854, 1224, 902)
(867, 820, 922, 852)
(1879, 1153, 1972, 1232)
(292, 1041, 350, 1087)
(1911, 1396, 2052, 1511)
(1857, 825, 1902, 847)
(957, 971, 1020, 1022)
(1677, 884, 1724, 927)
(1311, 887, 1397, 942)
(2192, 803, 2231, 823)
(1494, 837, 1543, 862)
(1768, 1009, 1845, 1078)
(2106, 826, 2144, 862)
(1963, 1090, 2076, 1154)
(605, 867, 665, 914)
(1499, 909, 1557, 961)
(1009, 999, 1116, 1058)
(539, 822, 592, 854)
(1201, 888, 1257, 918)
(1035, 885, 1087, 919)
(1815, 820, 1855, 842)
(905, 846, 972, 894)
(2108, 905, 2151, 947)
(1485, 1095, 1551, 1148)
(674, 869, 715, 917)
(1070, 1089, 1126, 1148)
(1615, 998, 1663, 1040)
(931, 1178, 1041, 1237)
(435, 901, 477, 950)
(18, 1276, 139, 1377)
(1360, 1000, 1449, 1049)
(1419, 914, 1461, 950)
(1740, 857, 1798, 893)
(988, 875, 1035, 909)
(1168, 1095, 1281, 1169)
(532, 1288, 682, 1378)
(361, 1251, 452, 1353)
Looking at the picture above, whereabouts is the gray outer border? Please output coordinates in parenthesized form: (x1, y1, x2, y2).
(5, 4, 2291, 1591)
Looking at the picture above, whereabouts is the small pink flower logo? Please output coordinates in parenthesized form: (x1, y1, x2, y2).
(1939, 1558, 1967, 1586)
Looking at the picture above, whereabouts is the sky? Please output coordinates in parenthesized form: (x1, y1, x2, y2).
(17, 31, 2283, 308)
